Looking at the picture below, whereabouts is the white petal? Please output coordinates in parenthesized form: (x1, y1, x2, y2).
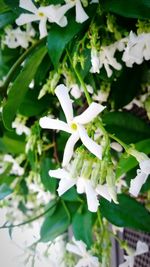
(39, 117, 71, 133)
(16, 14, 38, 25)
(119, 259, 132, 267)
(66, 243, 82, 257)
(76, 177, 86, 194)
(74, 102, 105, 124)
(39, 18, 47, 39)
(75, 0, 89, 23)
(129, 171, 148, 197)
(140, 159, 150, 175)
(85, 180, 99, 212)
(20, 0, 37, 13)
(62, 132, 79, 167)
(49, 168, 68, 179)
(57, 177, 76, 196)
(78, 125, 102, 160)
(96, 184, 112, 202)
(55, 84, 74, 123)
(135, 241, 149, 256)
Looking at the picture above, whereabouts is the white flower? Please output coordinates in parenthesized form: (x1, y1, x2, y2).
(110, 142, 123, 152)
(49, 168, 113, 212)
(4, 154, 24, 176)
(128, 150, 150, 197)
(66, 237, 100, 267)
(16, 0, 72, 39)
(129, 158, 150, 197)
(119, 241, 148, 267)
(122, 32, 150, 67)
(70, 84, 93, 99)
(90, 44, 122, 77)
(3, 24, 35, 49)
(12, 115, 30, 136)
(65, 0, 89, 23)
(40, 84, 105, 166)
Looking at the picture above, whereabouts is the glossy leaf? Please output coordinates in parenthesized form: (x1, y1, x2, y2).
(103, 111, 150, 144)
(0, 11, 16, 29)
(47, 13, 86, 68)
(40, 158, 57, 194)
(0, 184, 12, 200)
(2, 46, 47, 130)
(101, 194, 150, 232)
(72, 209, 94, 248)
(101, 0, 150, 19)
(40, 202, 70, 242)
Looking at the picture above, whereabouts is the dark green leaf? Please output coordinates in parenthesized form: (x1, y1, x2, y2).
(110, 64, 144, 109)
(116, 138, 150, 178)
(101, 194, 150, 232)
(2, 46, 47, 130)
(0, 11, 16, 28)
(101, 0, 150, 19)
(40, 202, 70, 242)
(0, 132, 25, 154)
(40, 158, 57, 193)
(47, 12, 86, 67)
(0, 183, 12, 200)
(72, 209, 94, 248)
(61, 187, 79, 202)
(103, 111, 150, 144)
(0, 1, 10, 13)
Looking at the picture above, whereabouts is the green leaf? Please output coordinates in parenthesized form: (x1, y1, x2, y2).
(110, 64, 145, 109)
(116, 138, 150, 178)
(0, 1, 10, 13)
(61, 187, 79, 202)
(101, 194, 150, 232)
(0, 11, 16, 28)
(47, 12, 86, 68)
(72, 209, 94, 248)
(0, 132, 25, 154)
(0, 184, 12, 200)
(2, 46, 47, 130)
(40, 158, 57, 194)
(103, 111, 150, 144)
(40, 202, 70, 242)
(101, 0, 150, 19)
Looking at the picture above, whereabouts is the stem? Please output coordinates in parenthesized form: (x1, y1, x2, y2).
(0, 38, 45, 96)
(108, 133, 129, 151)
(0, 199, 57, 229)
(66, 49, 92, 105)
(61, 199, 71, 222)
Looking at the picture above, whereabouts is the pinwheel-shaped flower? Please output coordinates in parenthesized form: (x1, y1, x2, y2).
(66, 237, 100, 267)
(40, 84, 105, 166)
(16, 0, 72, 39)
(119, 241, 148, 267)
(65, 0, 89, 23)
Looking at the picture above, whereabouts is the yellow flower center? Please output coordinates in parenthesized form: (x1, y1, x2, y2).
(70, 122, 78, 131)
(38, 12, 44, 17)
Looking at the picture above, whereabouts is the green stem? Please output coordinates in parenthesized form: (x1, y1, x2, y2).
(66, 49, 92, 105)
(0, 38, 45, 96)
(61, 199, 71, 222)
(108, 133, 129, 151)
(0, 199, 57, 229)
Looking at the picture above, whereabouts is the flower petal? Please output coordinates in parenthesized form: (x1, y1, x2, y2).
(16, 14, 38, 25)
(39, 117, 71, 133)
(74, 102, 105, 124)
(85, 180, 99, 212)
(20, 0, 37, 13)
(129, 171, 148, 197)
(78, 125, 102, 160)
(135, 241, 149, 256)
(96, 184, 112, 202)
(66, 243, 82, 257)
(76, 177, 86, 194)
(49, 168, 68, 179)
(140, 159, 150, 175)
(62, 132, 79, 167)
(75, 0, 89, 23)
(55, 84, 73, 123)
(57, 176, 76, 196)
(39, 18, 47, 39)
